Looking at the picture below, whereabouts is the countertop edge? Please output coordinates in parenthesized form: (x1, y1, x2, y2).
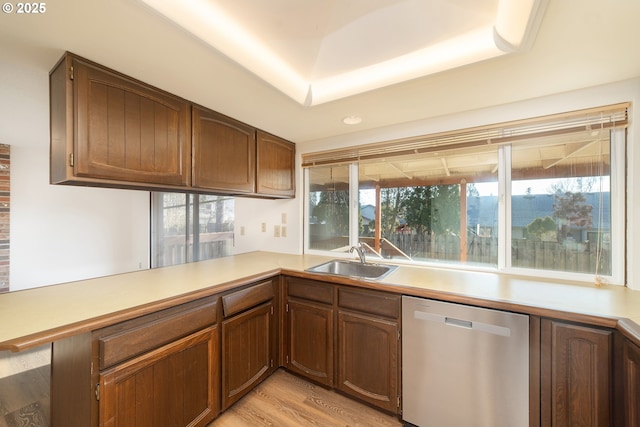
(0, 269, 280, 352)
(617, 318, 640, 347)
(2, 251, 640, 352)
(284, 269, 625, 329)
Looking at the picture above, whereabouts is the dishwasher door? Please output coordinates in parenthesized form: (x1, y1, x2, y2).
(402, 296, 529, 427)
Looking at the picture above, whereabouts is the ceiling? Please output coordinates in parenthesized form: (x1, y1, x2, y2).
(137, 0, 543, 106)
(1, 0, 639, 146)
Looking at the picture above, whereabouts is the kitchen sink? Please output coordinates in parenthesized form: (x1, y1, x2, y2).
(305, 259, 398, 280)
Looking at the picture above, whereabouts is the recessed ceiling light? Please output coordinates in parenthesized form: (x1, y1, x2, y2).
(343, 115, 362, 125)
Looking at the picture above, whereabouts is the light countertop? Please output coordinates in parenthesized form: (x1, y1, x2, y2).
(2, 251, 640, 351)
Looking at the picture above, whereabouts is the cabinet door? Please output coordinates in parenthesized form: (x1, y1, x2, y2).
(192, 106, 256, 193)
(73, 57, 191, 186)
(541, 319, 613, 427)
(286, 299, 334, 387)
(624, 338, 640, 427)
(221, 302, 274, 410)
(99, 326, 219, 427)
(256, 131, 295, 197)
(337, 310, 399, 413)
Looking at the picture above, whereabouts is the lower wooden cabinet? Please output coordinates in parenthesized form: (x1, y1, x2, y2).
(221, 302, 274, 410)
(51, 295, 220, 427)
(284, 277, 401, 414)
(99, 327, 219, 427)
(623, 338, 640, 427)
(221, 280, 276, 410)
(541, 319, 613, 427)
(337, 311, 399, 413)
(337, 287, 400, 414)
(286, 299, 334, 387)
(50, 274, 640, 427)
(285, 277, 335, 387)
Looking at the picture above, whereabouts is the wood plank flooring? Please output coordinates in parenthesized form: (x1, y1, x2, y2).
(209, 369, 403, 427)
(0, 365, 49, 427)
(0, 364, 402, 427)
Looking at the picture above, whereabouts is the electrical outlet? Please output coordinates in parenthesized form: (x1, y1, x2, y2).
(240, 226, 245, 236)
(274, 225, 281, 237)
(281, 212, 287, 224)
(261, 222, 266, 232)
(281, 226, 287, 237)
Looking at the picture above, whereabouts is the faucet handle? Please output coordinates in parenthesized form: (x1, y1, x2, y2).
(349, 244, 366, 263)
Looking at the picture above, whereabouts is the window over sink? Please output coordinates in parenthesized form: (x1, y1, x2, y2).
(303, 104, 627, 285)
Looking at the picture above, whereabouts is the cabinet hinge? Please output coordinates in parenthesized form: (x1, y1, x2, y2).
(69, 153, 74, 167)
(95, 383, 100, 401)
(286, 355, 289, 364)
(286, 303, 289, 313)
(271, 306, 274, 315)
(397, 396, 400, 409)
(69, 65, 74, 80)
(270, 359, 273, 368)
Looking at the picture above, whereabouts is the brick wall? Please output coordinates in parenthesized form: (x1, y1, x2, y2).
(0, 144, 8, 293)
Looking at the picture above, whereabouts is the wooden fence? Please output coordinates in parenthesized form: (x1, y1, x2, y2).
(157, 231, 234, 267)
(311, 232, 609, 275)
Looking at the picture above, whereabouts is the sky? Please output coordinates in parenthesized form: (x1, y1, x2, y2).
(358, 176, 610, 205)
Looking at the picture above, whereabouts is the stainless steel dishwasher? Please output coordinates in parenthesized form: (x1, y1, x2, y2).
(402, 296, 529, 427)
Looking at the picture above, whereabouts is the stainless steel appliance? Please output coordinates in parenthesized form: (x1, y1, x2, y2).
(402, 296, 529, 427)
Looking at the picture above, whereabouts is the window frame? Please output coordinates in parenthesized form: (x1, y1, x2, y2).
(150, 192, 235, 268)
(303, 128, 626, 285)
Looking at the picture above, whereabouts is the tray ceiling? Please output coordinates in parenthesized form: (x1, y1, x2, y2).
(139, 0, 547, 105)
(1, 0, 639, 145)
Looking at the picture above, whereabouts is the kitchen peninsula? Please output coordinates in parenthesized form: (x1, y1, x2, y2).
(1, 251, 639, 426)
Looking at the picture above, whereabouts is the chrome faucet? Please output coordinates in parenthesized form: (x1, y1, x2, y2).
(350, 244, 366, 263)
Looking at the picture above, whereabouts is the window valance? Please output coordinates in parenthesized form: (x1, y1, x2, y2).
(301, 103, 629, 168)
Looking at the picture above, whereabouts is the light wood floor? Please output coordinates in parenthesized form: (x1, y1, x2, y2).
(209, 370, 403, 427)
(0, 365, 49, 427)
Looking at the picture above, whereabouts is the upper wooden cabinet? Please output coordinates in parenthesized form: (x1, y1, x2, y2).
(192, 106, 256, 194)
(50, 52, 191, 189)
(50, 52, 295, 198)
(256, 131, 295, 198)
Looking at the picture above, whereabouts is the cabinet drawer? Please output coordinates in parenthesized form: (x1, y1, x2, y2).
(222, 280, 274, 318)
(338, 287, 400, 319)
(287, 278, 333, 305)
(97, 296, 217, 369)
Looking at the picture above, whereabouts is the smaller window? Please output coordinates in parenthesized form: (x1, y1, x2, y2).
(307, 165, 350, 252)
(510, 136, 612, 276)
(356, 145, 499, 268)
(151, 193, 234, 268)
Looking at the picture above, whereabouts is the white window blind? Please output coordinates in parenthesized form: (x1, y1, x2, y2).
(302, 103, 629, 167)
